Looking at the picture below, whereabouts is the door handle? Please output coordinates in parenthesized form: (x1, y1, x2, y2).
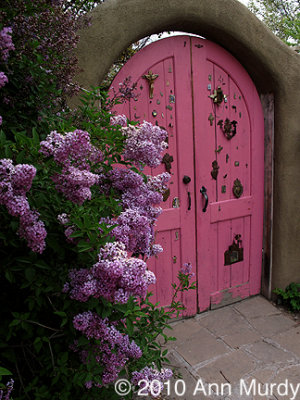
(200, 186, 208, 212)
(183, 175, 192, 211)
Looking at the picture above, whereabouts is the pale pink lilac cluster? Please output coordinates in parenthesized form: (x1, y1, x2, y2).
(131, 366, 173, 397)
(110, 115, 168, 168)
(0, 159, 47, 253)
(110, 114, 127, 127)
(40, 130, 103, 204)
(64, 241, 156, 304)
(73, 311, 142, 387)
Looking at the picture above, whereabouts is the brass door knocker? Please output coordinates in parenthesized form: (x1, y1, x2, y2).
(218, 118, 238, 140)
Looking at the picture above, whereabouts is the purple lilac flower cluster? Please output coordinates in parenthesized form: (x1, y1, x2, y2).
(64, 241, 156, 304)
(180, 262, 195, 277)
(0, 71, 8, 89)
(131, 366, 173, 397)
(57, 213, 76, 243)
(0, 27, 15, 62)
(110, 115, 168, 168)
(73, 311, 142, 387)
(0, 26, 14, 125)
(108, 168, 170, 256)
(0, 159, 46, 253)
(0, 378, 14, 400)
(40, 130, 103, 204)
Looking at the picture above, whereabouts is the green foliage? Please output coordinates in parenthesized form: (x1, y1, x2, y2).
(274, 282, 300, 312)
(248, 0, 300, 49)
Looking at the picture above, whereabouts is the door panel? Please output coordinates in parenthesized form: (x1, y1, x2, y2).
(111, 37, 197, 315)
(110, 35, 264, 315)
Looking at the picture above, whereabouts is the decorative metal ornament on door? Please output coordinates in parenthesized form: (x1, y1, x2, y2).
(218, 118, 238, 140)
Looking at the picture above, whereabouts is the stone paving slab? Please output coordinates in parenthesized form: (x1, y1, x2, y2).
(160, 296, 300, 400)
(233, 296, 281, 319)
(173, 327, 229, 366)
(271, 326, 300, 358)
(246, 314, 296, 337)
(195, 350, 256, 385)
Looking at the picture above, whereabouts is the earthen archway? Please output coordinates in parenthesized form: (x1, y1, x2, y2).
(75, 0, 300, 295)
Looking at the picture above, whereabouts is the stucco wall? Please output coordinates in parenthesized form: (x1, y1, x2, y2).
(74, 0, 300, 292)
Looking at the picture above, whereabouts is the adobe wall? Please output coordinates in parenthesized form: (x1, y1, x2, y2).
(75, 0, 300, 292)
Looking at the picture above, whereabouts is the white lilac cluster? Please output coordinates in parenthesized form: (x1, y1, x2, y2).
(64, 241, 156, 304)
(40, 130, 103, 204)
(108, 168, 170, 256)
(131, 366, 173, 397)
(73, 311, 142, 387)
(110, 115, 168, 168)
(0, 159, 47, 253)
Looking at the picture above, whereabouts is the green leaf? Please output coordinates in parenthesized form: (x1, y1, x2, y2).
(126, 319, 134, 336)
(32, 127, 40, 146)
(54, 311, 67, 318)
(25, 267, 35, 281)
(0, 367, 12, 376)
(33, 337, 42, 353)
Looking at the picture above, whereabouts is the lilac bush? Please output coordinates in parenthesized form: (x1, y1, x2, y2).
(0, 15, 196, 392)
(0, 2, 193, 398)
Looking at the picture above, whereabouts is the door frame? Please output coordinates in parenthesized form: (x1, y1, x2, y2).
(260, 94, 274, 300)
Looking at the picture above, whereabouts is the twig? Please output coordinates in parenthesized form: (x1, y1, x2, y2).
(49, 332, 66, 340)
(15, 361, 31, 400)
(22, 344, 34, 376)
(48, 341, 56, 372)
(47, 296, 57, 312)
(24, 319, 62, 332)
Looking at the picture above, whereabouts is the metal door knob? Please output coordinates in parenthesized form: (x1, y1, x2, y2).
(183, 175, 191, 184)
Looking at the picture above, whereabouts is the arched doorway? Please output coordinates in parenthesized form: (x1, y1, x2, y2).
(110, 35, 264, 315)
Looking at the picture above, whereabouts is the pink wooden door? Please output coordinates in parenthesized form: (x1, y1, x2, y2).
(110, 35, 264, 315)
